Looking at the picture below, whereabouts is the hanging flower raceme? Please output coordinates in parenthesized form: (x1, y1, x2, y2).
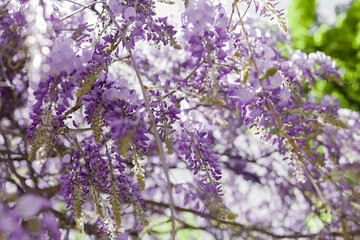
(182, 0, 230, 60)
(60, 138, 147, 234)
(3, 0, 360, 239)
(174, 121, 222, 190)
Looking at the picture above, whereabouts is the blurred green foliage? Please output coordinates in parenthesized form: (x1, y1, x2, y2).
(287, 0, 360, 111)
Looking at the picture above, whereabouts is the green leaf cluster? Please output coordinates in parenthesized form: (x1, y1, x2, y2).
(287, 0, 360, 111)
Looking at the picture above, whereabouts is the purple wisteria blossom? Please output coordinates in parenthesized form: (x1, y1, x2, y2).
(1, 0, 360, 239)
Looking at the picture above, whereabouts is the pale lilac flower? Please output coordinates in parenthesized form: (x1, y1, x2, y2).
(108, 0, 123, 15)
(118, 88, 130, 100)
(14, 194, 50, 218)
(265, 73, 282, 89)
(238, 87, 257, 102)
(124, 7, 136, 20)
(50, 39, 77, 74)
(280, 87, 291, 102)
(62, 153, 71, 165)
(42, 212, 61, 240)
(103, 88, 121, 100)
(116, 233, 129, 240)
(0, 215, 18, 233)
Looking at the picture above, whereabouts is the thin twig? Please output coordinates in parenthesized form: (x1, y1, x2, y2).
(340, 190, 350, 240)
(184, 58, 206, 80)
(227, 0, 237, 32)
(60, 1, 104, 21)
(228, 1, 251, 33)
(162, 90, 177, 100)
(103, 4, 177, 239)
(66, 127, 92, 133)
(0, 57, 14, 89)
(0, 129, 27, 140)
(344, 82, 360, 85)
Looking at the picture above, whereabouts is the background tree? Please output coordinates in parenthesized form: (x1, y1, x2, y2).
(287, 0, 360, 111)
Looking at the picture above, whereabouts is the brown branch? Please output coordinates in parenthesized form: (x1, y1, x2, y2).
(66, 127, 92, 133)
(0, 129, 27, 140)
(144, 199, 360, 239)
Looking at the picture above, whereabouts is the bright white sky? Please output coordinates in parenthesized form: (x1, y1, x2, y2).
(272, 0, 353, 25)
(156, 0, 353, 26)
(317, 0, 352, 24)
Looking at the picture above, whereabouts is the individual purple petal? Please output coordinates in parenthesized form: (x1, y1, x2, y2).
(238, 87, 256, 102)
(62, 153, 71, 165)
(14, 195, 50, 218)
(124, 7, 136, 20)
(42, 212, 61, 240)
(0, 215, 18, 233)
(280, 87, 291, 102)
(103, 88, 121, 100)
(116, 233, 129, 240)
(108, 0, 123, 15)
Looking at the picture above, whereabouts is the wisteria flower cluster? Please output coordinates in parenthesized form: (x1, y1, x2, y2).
(1, 0, 360, 239)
